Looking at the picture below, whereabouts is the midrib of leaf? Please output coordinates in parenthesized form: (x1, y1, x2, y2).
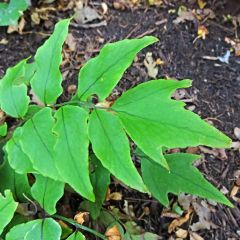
(42, 27, 66, 103)
(79, 46, 147, 100)
(40, 219, 45, 240)
(60, 108, 89, 190)
(30, 119, 53, 158)
(42, 177, 49, 212)
(113, 110, 227, 146)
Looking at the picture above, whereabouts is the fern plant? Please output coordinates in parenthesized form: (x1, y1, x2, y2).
(0, 18, 233, 239)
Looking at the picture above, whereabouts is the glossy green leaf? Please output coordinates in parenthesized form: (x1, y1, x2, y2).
(31, 174, 64, 215)
(31, 19, 71, 104)
(141, 153, 233, 207)
(20, 107, 61, 180)
(5, 127, 34, 174)
(0, 190, 18, 235)
(0, 0, 29, 26)
(53, 105, 94, 201)
(77, 36, 158, 101)
(0, 59, 30, 118)
(25, 218, 61, 240)
(113, 79, 231, 168)
(88, 109, 146, 192)
(5, 220, 37, 240)
(85, 155, 110, 219)
(66, 232, 86, 240)
(0, 160, 31, 202)
(0, 123, 7, 137)
(6, 218, 61, 240)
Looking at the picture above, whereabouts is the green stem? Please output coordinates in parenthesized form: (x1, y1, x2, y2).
(53, 214, 107, 240)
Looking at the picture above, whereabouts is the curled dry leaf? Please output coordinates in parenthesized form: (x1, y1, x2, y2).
(230, 185, 240, 203)
(190, 201, 217, 232)
(106, 191, 122, 201)
(234, 127, 240, 140)
(105, 225, 121, 240)
(101, 2, 108, 15)
(67, 84, 77, 95)
(66, 33, 77, 52)
(144, 52, 158, 79)
(74, 212, 89, 225)
(199, 146, 228, 160)
(168, 208, 193, 233)
(197, 25, 209, 40)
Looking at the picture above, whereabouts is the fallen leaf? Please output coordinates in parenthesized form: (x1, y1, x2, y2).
(67, 84, 77, 95)
(74, 6, 102, 24)
(144, 52, 158, 79)
(199, 146, 228, 160)
(230, 185, 240, 203)
(168, 208, 193, 233)
(190, 201, 217, 232)
(225, 37, 240, 56)
(234, 127, 240, 140)
(105, 225, 121, 240)
(74, 212, 89, 225)
(66, 33, 77, 52)
(190, 232, 204, 240)
(175, 228, 188, 238)
(106, 191, 122, 201)
(101, 2, 108, 15)
(197, 0, 206, 9)
(197, 25, 209, 40)
(173, 10, 196, 24)
(0, 38, 8, 45)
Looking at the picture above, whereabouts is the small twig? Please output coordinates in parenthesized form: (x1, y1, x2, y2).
(53, 214, 107, 240)
(134, 28, 157, 39)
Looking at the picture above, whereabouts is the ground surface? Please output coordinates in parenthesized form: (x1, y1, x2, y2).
(0, 0, 240, 239)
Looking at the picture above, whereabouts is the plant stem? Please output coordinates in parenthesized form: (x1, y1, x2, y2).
(53, 214, 107, 240)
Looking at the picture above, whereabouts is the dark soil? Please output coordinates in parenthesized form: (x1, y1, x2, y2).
(0, 0, 240, 239)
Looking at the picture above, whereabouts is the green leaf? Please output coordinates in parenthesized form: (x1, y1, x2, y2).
(20, 107, 61, 180)
(0, 0, 29, 26)
(5, 220, 37, 240)
(0, 123, 7, 137)
(0, 59, 30, 118)
(6, 218, 61, 240)
(66, 232, 86, 240)
(84, 155, 110, 219)
(0, 159, 31, 202)
(0, 190, 18, 235)
(88, 109, 146, 192)
(31, 19, 71, 104)
(112, 79, 231, 168)
(77, 36, 158, 101)
(25, 218, 61, 240)
(5, 127, 35, 174)
(31, 174, 64, 215)
(53, 105, 94, 201)
(141, 153, 233, 207)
